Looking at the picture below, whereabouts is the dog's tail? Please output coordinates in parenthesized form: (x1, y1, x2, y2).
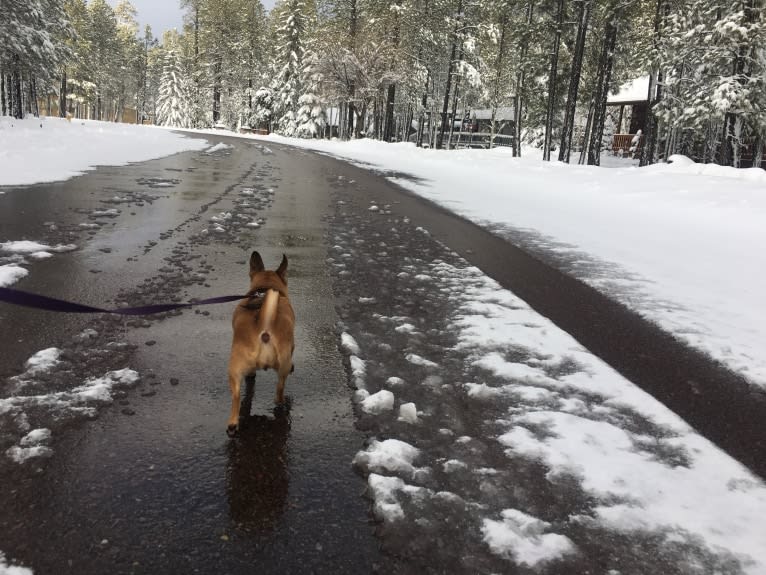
(258, 288, 280, 344)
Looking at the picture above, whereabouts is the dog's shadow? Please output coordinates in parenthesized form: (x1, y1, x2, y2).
(225, 377, 291, 533)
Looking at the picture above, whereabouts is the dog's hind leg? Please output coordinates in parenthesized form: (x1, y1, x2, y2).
(275, 366, 291, 406)
(227, 368, 244, 436)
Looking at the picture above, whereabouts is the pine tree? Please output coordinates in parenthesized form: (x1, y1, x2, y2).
(274, 0, 308, 136)
(156, 47, 193, 128)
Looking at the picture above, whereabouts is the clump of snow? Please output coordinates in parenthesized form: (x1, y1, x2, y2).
(482, 509, 576, 566)
(7, 428, 54, 464)
(354, 438, 423, 480)
(72, 369, 140, 403)
(398, 402, 418, 423)
(0, 241, 76, 254)
(349, 355, 366, 389)
(386, 376, 405, 387)
(0, 116, 208, 186)
(6, 444, 53, 464)
(361, 390, 395, 414)
(19, 428, 51, 446)
(367, 474, 406, 522)
(24, 348, 61, 374)
(405, 353, 438, 368)
(340, 332, 360, 355)
(206, 142, 232, 153)
(0, 551, 34, 575)
(0, 265, 28, 287)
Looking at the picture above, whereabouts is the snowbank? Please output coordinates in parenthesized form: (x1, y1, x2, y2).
(0, 116, 208, 187)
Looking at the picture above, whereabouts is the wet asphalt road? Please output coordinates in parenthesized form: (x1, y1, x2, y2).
(0, 139, 398, 574)
(1, 134, 765, 574)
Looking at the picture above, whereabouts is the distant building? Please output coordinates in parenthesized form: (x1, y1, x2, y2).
(607, 76, 649, 156)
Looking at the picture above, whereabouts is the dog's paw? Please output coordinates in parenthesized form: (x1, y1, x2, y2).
(226, 424, 238, 437)
(273, 396, 292, 417)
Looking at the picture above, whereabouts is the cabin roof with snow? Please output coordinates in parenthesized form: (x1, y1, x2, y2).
(607, 76, 650, 105)
(471, 107, 515, 121)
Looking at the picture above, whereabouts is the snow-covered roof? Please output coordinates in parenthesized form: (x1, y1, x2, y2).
(471, 107, 515, 121)
(608, 76, 650, 104)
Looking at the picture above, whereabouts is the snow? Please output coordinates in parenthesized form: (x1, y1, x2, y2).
(353, 439, 423, 480)
(1, 241, 78, 287)
(0, 265, 27, 287)
(2, 368, 140, 464)
(0, 116, 207, 187)
(0, 551, 33, 575)
(251, 135, 766, 391)
(206, 142, 232, 153)
(340, 332, 360, 355)
(482, 509, 576, 567)
(340, 246, 766, 571)
(360, 389, 395, 414)
(398, 402, 418, 423)
(23, 348, 61, 374)
(607, 75, 650, 104)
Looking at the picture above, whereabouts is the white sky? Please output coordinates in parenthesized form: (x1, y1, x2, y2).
(106, 0, 277, 38)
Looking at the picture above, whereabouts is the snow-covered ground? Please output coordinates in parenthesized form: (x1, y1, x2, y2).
(251, 134, 766, 391)
(328, 192, 766, 573)
(0, 117, 210, 289)
(0, 116, 208, 187)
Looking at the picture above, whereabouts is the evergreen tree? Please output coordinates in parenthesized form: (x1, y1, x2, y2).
(273, 0, 309, 136)
(156, 47, 193, 128)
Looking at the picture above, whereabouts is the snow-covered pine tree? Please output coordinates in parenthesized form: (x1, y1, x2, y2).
(273, 0, 309, 136)
(0, 0, 72, 118)
(295, 92, 326, 137)
(654, 0, 766, 166)
(156, 47, 193, 128)
(295, 49, 326, 138)
(250, 87, 274, 132)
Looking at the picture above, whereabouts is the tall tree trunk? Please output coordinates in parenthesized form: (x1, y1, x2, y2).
(587, 4, 619, 166)
(559, 0, 591, 163)
(579, 98, 594, 164)
(383, 0, 402, 142)
(641, 0, 666, 166)
(447, 74, 461, 149)
(514, 1, 535, 157)
(490, 11, 509, 149)
(437, 0, 463, 150)
(752, 135, 763, 168)
(416, 71, 430, 147)
(213, 60, 222, 124)
(31, 77, 39, 117)
(384, 84, 396, 141)
(12, 56, 23, 119)
(59, 68, 67, 117)
(1, 74, 6, 117)
(543, 0, 565, 161)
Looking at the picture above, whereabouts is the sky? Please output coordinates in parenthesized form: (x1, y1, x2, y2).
(106, 0, 276, 38)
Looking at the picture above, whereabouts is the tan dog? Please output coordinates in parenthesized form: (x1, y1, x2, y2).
(227, 251, 295, 436)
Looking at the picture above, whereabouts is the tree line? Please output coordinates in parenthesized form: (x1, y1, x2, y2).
(1, 0, 764, 167)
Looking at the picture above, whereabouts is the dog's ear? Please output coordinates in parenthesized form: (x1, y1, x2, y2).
(276, 254, 288, 283)
(249, 251, 265, 275)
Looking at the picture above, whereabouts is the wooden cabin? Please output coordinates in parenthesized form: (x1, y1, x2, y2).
(607, 76, 649, 157)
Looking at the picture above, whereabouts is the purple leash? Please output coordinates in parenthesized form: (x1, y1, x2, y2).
(0, 287, 247, 316)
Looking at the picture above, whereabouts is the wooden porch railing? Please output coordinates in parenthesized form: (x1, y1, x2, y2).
(612, 133, 643, 156)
